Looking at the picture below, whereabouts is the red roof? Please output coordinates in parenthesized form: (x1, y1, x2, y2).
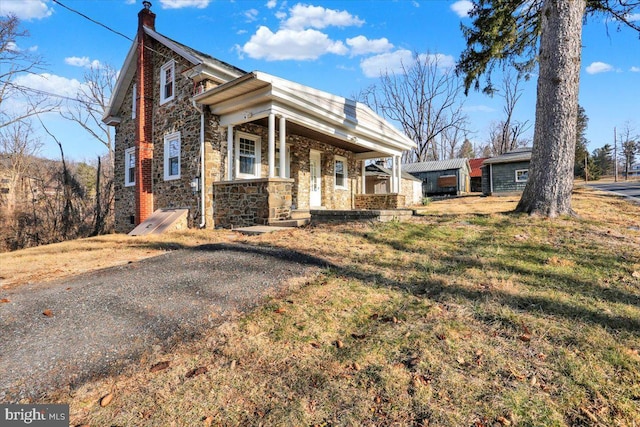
(469, 158, 488, 178)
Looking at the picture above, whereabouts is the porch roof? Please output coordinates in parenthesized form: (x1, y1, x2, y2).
(193, 71, 416, 159)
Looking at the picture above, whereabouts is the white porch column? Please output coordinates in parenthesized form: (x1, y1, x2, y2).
(279, 116, 286, 178)
(395, 156, 402, 193)
(226, 125, 233, 180)
(361, 160, 366, 194)
(390, 157, 396, 193)
(268, 113, 275, 178)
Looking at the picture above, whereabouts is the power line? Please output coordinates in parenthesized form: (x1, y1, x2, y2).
(51, 0, 133, 42)
(2, 80, 104, 106)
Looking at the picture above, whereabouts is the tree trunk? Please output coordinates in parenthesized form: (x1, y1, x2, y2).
(515, 0, 586, 217)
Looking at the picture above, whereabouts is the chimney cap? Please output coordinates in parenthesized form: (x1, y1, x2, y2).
(142, 1, 152, 9)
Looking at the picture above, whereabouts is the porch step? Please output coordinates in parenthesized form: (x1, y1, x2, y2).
(290, 209, 311, 220)
(268, 218, 310, 227)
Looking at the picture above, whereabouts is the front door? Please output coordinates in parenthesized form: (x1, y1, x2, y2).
(309, 150, 322, 207)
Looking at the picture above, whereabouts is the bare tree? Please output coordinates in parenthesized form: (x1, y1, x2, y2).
(362, 52, 469, 163)
(618, 122, 639, 180)
(0, 15, 59, 128)
(60, 63, 117, 233)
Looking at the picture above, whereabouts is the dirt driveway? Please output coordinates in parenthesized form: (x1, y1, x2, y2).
(0, 243, 325, 402)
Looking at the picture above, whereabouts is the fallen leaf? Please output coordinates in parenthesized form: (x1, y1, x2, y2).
(436, 333, 446, 341)
(185, 366, 208, 378)
(274, 307, 286, 314)
(230, 360, 236, 370)
(203, 416, 213, 426)
(374, 396, 381, 404)
(150, 361, 170, 373)
(530, 376, 537, 386)
(514, 234, 529, 241)
(537, 352, 547, 361)
(351, 333, 366, 340)
(42, 309, 54, 317)
(335, 340, 344, 349)
(456, 357, 467, 366)
(632, 271, 640, 279)
(310, 342, 320, 348)
(580, 407, 598, 423)
(518, 334, 531, 342)
(352, 362, 361, 371)
(496, 416, 511, 426)
(369, 313, 379, 320)
(413, 374, 432, 386)
(0, 298, 10, 303)
(99, 393, 113, 407)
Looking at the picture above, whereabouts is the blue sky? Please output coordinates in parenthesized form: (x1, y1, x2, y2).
(1, 0, 638, 161)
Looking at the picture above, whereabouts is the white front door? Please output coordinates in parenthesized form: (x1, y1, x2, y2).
(310, 150, 322, 207)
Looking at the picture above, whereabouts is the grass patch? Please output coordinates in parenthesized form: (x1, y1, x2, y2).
(6, 187, 640, 426)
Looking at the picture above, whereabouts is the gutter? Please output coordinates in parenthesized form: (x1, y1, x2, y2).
(192, 100, 207, 228)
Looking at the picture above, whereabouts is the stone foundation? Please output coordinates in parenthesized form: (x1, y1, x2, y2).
(213, 178, 294, 228)
(354, 193, 406, 210)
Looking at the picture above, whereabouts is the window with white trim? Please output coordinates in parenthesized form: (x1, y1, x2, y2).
(160, 61, 175, 105)
(124, 147, 135, 187)
(164, 132, 181, 180)
(235, 132, 261, 178)
(334, 156, 347, 189)
(131, 83, 136, 119)
(275, 145, 290, 178)
(515, 169, 529, 182)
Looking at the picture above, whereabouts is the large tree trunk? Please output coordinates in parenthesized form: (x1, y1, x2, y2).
(515, 0, 586, 217)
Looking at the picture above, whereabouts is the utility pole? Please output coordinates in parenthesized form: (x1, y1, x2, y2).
(614, 127, 618, 182)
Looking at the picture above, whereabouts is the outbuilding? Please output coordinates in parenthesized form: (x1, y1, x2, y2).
(404, 159, 471, 197)
(481, 147, 532, 195)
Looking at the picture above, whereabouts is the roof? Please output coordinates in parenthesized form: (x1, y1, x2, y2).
(193, 71, 416, 157)
(103, 25, 246, 123)
(468, 158, 488, 178)
(482, 147, 532, 165)
(403, 158, 470, 174)
(365, 163, 422, 182)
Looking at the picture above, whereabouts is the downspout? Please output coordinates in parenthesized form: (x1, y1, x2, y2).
(489, 163, 494, 195)
(192, 100, 206, 228)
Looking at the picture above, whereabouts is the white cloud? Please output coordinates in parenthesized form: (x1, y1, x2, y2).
(158, 0, 210, 9)
(586, 61, 614, 74)
(625, 13, 640, 22)
(282, 4, 364, 30)
(412, 1, 420, 8)
(13, 73, 83, 98)
(244, 8, 259, 22)
(240, 26, 347, 61)
(0, 0, 53, 20)
(65, 56, 102, 69)
(346, 36, 393, 56)
(463, 105, 495, 113)
(630, 66, 640, 72)
(266, 0, 277, 9)
(450, 0, 473, 18)
(360, 50, 455, 78)
(125, 0, 136, 4)
(6, 41, 19, 52)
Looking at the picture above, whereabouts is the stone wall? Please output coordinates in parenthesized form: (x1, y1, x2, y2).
(213, 178, 294, 228)
(114, 78, 138, 233)
(354, 194, 406, 210)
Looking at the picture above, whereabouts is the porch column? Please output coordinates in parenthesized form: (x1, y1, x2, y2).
(227, 125, 233, 180)
(279, 116, 286, 178)
(390, 157, 396, 193)
(395, 156, 402, 193)
(268, 113, 275, 178)
(361, 160, 366, 194)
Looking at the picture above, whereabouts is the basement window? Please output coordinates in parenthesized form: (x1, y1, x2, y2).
(160, 61, 175, 105)
(164, 132, 181, 180)
(515, 169, 529, 182)
(124, 147, 135, 187)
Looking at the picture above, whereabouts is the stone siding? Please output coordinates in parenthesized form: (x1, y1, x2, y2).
(213, 178, 294, 228)
(354, 194, 406, 210)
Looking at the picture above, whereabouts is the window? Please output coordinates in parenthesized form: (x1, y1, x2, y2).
(275, 145, 290, 178)
(164, 132, 181, 180)
(124, 147, 135, 187)
(160, 61, 175, 105)
(515, 169, 529, 182)
(131, 83, 136, 119)
(335, 156, 347, 189)
(235, 132, 261, 178)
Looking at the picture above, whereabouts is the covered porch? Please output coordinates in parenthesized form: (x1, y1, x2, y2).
(193, 71, 415, 228)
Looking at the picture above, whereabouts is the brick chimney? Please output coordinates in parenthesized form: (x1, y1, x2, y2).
(134, 1, 155, 225)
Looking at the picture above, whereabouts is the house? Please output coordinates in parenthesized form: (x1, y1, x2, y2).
(481, 147, 532, 195)
(364, 162, 423, 206)
(403, 159, 471, 197)
(103, 3, 415, 233)
(468, 158, 488, 193)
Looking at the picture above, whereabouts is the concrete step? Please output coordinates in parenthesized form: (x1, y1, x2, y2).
(290, 209, 311, 220)
(268, 218, 310, 227)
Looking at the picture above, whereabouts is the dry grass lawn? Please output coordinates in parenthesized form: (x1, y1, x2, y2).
(3, 185, 640, 426)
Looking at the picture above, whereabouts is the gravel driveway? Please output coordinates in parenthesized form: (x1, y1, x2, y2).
(0, 243, 326, 403)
